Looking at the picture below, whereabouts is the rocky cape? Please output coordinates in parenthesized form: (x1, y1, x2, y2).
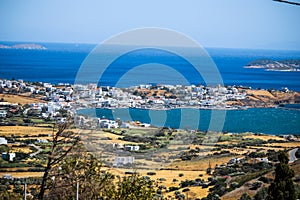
(245, 59, 300, 71)
(0, 43, 46, 50)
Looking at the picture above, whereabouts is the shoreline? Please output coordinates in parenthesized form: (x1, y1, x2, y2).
(76, 103, 300, 112)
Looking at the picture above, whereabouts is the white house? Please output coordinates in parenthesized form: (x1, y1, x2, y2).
(228, 157, 242, 165)
(36, 139, 48, 143)
(113, 156, 135, 166)
(256, 158, 269, 163)
(0, 110, 7, 118)
(2, 152, 16, 162)
(0, 137, 8, 145)
(124, 145, 140, 151)
(98, 118, 119, 129)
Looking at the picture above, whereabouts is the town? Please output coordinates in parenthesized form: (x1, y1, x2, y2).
(1, 78, 298, 121)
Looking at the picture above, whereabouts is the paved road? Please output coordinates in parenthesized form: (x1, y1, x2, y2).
(29, 144, 42, 157)
(289, 148, 298, 163)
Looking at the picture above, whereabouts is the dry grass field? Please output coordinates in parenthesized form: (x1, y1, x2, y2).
(0, 171, 43, 178)
(266, 142, 300, 148)
(243, 134, 285, 141)
(0, 126, 54, 137)
(0, 94, 45, 105)
(245, 89, 275, 99)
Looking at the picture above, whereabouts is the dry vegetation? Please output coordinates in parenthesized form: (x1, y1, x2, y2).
(1, 125, 299, 199)
(0, 94, 45, 105)
(0, 126, 54, 137)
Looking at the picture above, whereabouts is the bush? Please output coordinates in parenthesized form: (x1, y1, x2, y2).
(250, 181, 262, 190)
(253, 187, 268, 200)
(178, 173, 184, 177)
(146, 172, 156, 176)
(158, 178, 166, 182)
(168, 186, 179, 192)
(180, 180, 197, 188)
(158, 185, 166, 190)
(0, 185, 7, 192)
(156, 189, 162, 194)
(258, 176, 271, 183)
(182, 188, 190, 192)
(239, 193, 252, 200)
(230, 182, 239, 189)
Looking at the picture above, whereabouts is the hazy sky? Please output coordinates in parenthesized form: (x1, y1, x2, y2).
(0, 0, 299, 49)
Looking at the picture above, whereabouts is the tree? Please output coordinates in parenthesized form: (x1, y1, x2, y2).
(45, 150, 115, 199)
(206, 162, 212, 175)
(45, 147, 154, 200)
(0, 191, 23, 200)
(107, 173, 154, 200)
(38, 119, 79, 199)
(273, 0, 300, 6)
(254, 187, 268, 200)
(267, 151, 296, 200)
(239, 193, 252, 200)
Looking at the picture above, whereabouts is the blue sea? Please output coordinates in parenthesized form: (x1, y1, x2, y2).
(0, 42, 299, 90)
(0, 42, 299, 134)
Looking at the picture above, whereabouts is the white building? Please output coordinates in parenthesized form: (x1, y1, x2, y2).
(0, 110, 7, 118)
(113, 156, 135, 166)
(2, 152, 16, 162)
(0, 137, 8, 145)
(256, 158, 269, 163)
(99, 118, 119, 129)
(36, 139, 48, 143)
(124, 145, 140, 151)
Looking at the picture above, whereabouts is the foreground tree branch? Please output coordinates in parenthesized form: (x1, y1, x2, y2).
(273, 0, 300, 6)
(38, 118, 79, 200)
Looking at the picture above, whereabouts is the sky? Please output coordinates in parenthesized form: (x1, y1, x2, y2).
(0, 0, 300, 50)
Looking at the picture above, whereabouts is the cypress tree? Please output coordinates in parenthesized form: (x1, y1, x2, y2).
(267, 151, 296, 200)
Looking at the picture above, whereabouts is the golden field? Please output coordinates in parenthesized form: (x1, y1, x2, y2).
(0, 94, 45, 105)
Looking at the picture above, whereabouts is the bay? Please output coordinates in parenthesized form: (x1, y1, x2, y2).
(77, 107, 300, 135)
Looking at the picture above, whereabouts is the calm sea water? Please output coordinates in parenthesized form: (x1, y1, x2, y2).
(1, 42, 299, 134)
(77, 107, 300, 135)
(0, 42, 299, 90)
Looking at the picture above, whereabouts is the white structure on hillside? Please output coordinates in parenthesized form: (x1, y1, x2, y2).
(98, 118, 119, 129)
(2, 152, 16, 162)
(36, 139, 48, 143)
(124, 145, 140, 151)
(0, 110, 7, 118)
(256, 158, 269, 163)
(113, 156, 135, 166)
(0, 137, 8, 145)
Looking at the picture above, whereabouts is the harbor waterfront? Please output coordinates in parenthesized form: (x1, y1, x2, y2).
(77, 107, 300, 135)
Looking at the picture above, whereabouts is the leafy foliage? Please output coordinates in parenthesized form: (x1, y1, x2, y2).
(44, 146, 154, 200)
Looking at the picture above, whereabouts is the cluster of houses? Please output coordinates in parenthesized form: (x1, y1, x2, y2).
(112, 143, 140, 151)
(112, 144, 139, 166)
(227, 157, 269, 166)
(0, 137, 49, 162)
(0, 137, 16, 162)
(0, 79, 75, 120)
(0, 79, 250, 123)
(74, 83, 248, 110)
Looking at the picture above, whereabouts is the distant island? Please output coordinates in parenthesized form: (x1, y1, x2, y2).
(0, 43, 46, 50)
(245, 59, 300, 71)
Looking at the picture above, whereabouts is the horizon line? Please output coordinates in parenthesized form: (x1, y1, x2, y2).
(1, 40, 300, 52)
